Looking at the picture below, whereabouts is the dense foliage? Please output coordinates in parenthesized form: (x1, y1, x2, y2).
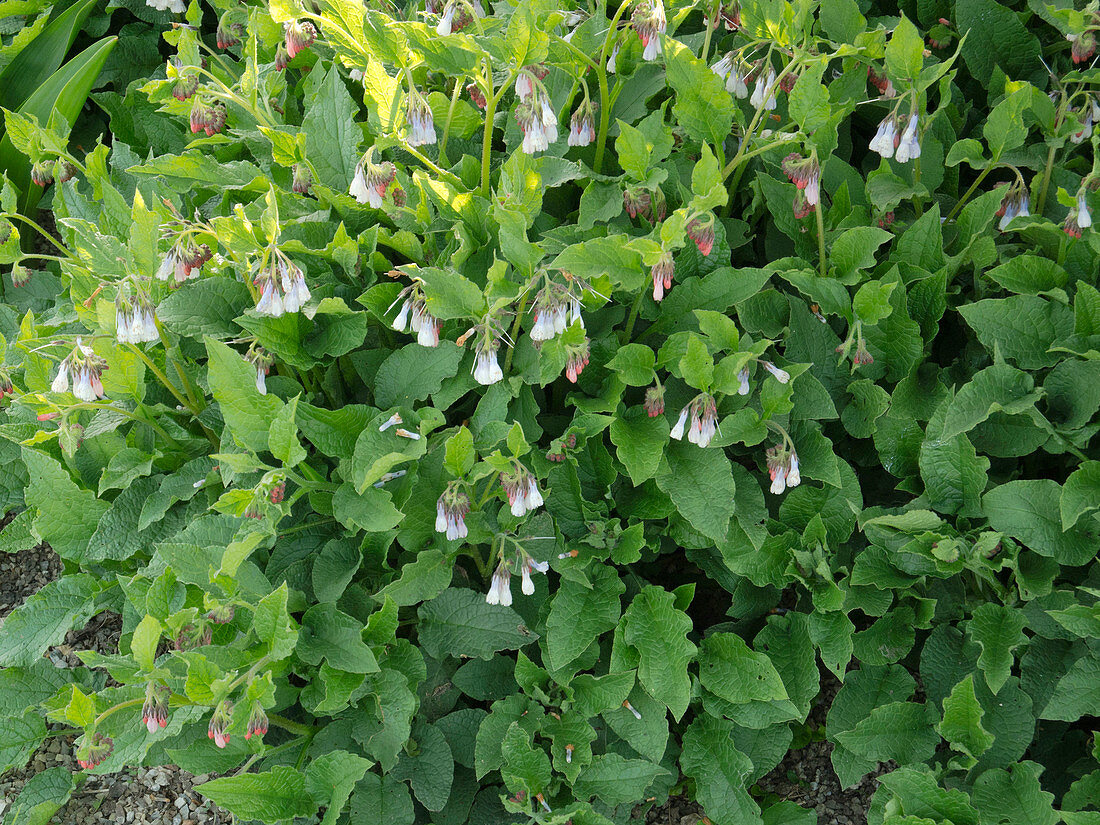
(1, 0, 1100, 822)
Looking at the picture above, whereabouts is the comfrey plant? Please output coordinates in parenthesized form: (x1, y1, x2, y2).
(1, 1, 1100, 824)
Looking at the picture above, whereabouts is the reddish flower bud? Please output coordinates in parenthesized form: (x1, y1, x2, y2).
(76, 733, 114, 770)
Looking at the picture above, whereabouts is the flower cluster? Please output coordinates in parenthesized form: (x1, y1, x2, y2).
(766, 444, 801, 495)
(564, 338, 590, 383)
(670, 394, 719, 447)
(782, 153, 821, 216)
(253, 253, 311, 317)
(189, 98, 227, 136)
(500, 466, 544, 517)
(406, 92, 437, 146)
(433, 0, 483, 35)
(529, 287, 583, 343)
(51, 340, 108, 402)
(391, 282, 441, 347)
(142, 685, 170, 734)
(568, 99, 597, 147)
(208, 701, 233, 749)
(244, 702, 269, 740)
(473, 333, 504, 385)
(651, 251, 675, 301)
(996, 180, 1030, 231)
(114, 293, 159, 344)
(750, 66, 777, 110)
(486, 552, 549, 606)
(1065, 188, 1094, 237)
(436, 484, 471, 540)
(631, 0, 666, 61)
(284, 20, 316, 59)
(246, 345, 275, 395)
(867, 66, 895, 97)
(157, 239, 212, 284)
(76, 732, 114, 771)
(870, 113, 920, 162)
(686, 216, 715, 256)
(711, 52, 749, 98)
(350, 156, 398, 207)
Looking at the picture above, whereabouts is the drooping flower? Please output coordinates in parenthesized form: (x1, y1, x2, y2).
(623, 700, 643, 720)
(76, 733, 114, 771)
(254, 256, 310, 317)
(246, 346, 274, 395)
(687, 394, 718, 447)
(486, 563, 513, 606)
(473, 338, 504, 385)
(606, 42, 620, 74)
(216, 13, 244, 49)
(529, 290, 569, 343)
(515, 72, 535, 100)
(762, 361, 790, 383)
(516, 100, 551, 155)
(782, 153, 821, 206)
(737, 366, 750, 395)
(997, 182, 1030, 231)
(765, 444, 801, 494)
(115, 293, 160, 345)
(406, 93, 437, 146)
(175, 622, 212, 650)
(867, 65, 895, 97)
(467, 82, 487, 109)
(792, 189, 814, 219)
(500, 466, 544, 517)
(284, 20, 316, 59)
(644, 385, 665, 417)
(1070, 99, 1097, 144)
(715, 0, 740, 30)
(1064, 211, 1083, 238)
(852, 339, 874, 366)
(712, 52, 748, 98)
(30, 161, 53, 187)
(292, 163, 312, 194)
(632, 0, 666, 61)
(350, 157, 397, 207)
(749, 66, 777, 110)
(624, 187, 652, 219)
(869, 117, 899, 159)
(651, 251, 674, 301)
(245, 702, 269, 740)
(686, 216, 715, 256)
(52, 339, 108, 402)
(670, 405, 689, 440)
(436, 485, 470, 540)
(1071, 31, 1097, 64)
(1077, 189, 1092, 229)
(520, 556, 549, 595)
(142, 685, 170, 734)
(0, 370, 13, 400)
(568, 101, 597, 147)
(171, 73, 199, 102)
(437, 0, 457, 34)
(410, 300, 441, 347)
(208, 701, 233, 749)
(565, 339, 590, 383)
(895, 114, 921, 164)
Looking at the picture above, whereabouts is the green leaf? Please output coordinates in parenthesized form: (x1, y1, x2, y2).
(622, 586, 697, 721)
(1, 767, 76, 825)
(830, 227, 893, 281)
(788, 65, 831, 135)
(0, 712, 46, 774)
(986, 255, 1067, 295)
(1041, 651, 1100, 721)
(130, 614, 161, 672)
(833, 702, 939, 767)
(940, 364, 1040, 441)
(656, 441, 736, 543)
(375, 549, 453, 607)
(819, 0, 866, 43)
(304, 750, 373, 825)
(663, 38, 736, 149)
(500, 722, 551, 795)
(967, 604, 1027, 695)
(606, 344, 656, 386)
(958, 297, 1074, 370)
(303, 65, 359, 189)
(197, 767, 317, 822)
(970, 763, 1058, 825)
(311, 539, 362, 603)
(298, 603, 379, 674)
(885, 15, 924, 82)
(374, 343, 464, 408)
(21, 448, 109, 562)
(984, 480, 1096, 566)
(699, 629, 789, 712)
(573, 753, 669, 807)
(680, 335, 715, 390)
(418, 267, 487, 320)
(919, 399, 988, 517)
(158, 279, 251, 339)
(269, 395, 307, 467)
(0, 573, 97, 667)
(610, 408, 669, 486)
(852, 280, 896, 325)
(938, 675, 994, 762)
(418, 588, 536, 660)
(348, 773, 414, 825)
(875, 768, 980, 825)
(681, 715, 759, 825)
(549, 236, 645, 291)
(546, 563, 625, 670)
(206, 337, 284, 453)
(333, 483, 405, 532)
(956, 0, 1041, 89)
(251, 583, 299, 661)
(1061, 461, 1100, 530)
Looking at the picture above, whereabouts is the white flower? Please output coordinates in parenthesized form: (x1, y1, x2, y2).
(255, 367, 267, 395)
(670, 406, 689, 440)
(606, 43, 619, 74)
(763, 361, 790, 383)
(515, 73, 534, 100)
(436, 2, 455, 35)
(869, 119, 897, 159)
(786, 453, 801, 487)
(349, 166, 375, 205)
(521, 557, 549, 595)
(156, 251, 176, 281)
(486, 568, 512, 606)
(530, 309, 558, 341)
(510, 490, 529, 517)
(393, 300, 411, 332)
(435, 501, 449, 533)
(1078, 190, 1093, 228)
(525, 478, 543, 510)
(737, 367, 750, 396)
(750, 68, 777, 110)
(895, 115, 921, 164)
(417, 316, 440, 347)
(255, 281, 285, 317)
(73, 368, 97, 402)
(540, 99, 559, 144)
(379, 413, 402, 431)
(642, 32, 662, 61)
(522, 118, 548, 155)
(770, 466, 787, 495)
(473, 347, 504, 385)
(51, 365, 69, 393)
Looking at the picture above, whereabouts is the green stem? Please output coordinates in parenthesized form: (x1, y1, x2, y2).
(503, 291, 530, 374)
(552, 35, 601, 72)
(814, 191, 827, 278)
(71, 402, 179, 446)
(593, 0, 633, 174)
(127, 344, 196, 415)
(92, 697, 145, 729)
(945, 166, 992, 222)
(912, 154, 924, 217)
(268, 713, 316, 736)
(700, 0, 717, 61)
(279, 517, 336, 536)
(479, 68, 515, 199)
(0, 212, 75, 259)
(621, 288, 645, 344)
(439, 74, 466, 166)
(1036, 143, 1058, 217)
(721, 49, 798, 182)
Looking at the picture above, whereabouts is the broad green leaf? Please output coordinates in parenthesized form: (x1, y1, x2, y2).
(573, 753, 669, 807)
(958, 297, 1073, 370)
(833, 702, 939, 767)
(1061, 461, 1100, 530)
(984, 480, 1097, 566)
(1041, 651, 1100, 721)
(298, 603, 379, 674)
(664, 38, 735, 149)
(21, 448, 109, 562)
(885, 15, 924, 82)
(938, 675, 994, 762)
(303, 65, 359, 189)
(206, 337, 284, 453)
(1, 767, 76, 825)
(0, 712, 46, 774)
(830, 227, 893, 280)
(656, 441, 736, 543)
(374, 343, 463, 408)
(940, 364, 1040, 441)
(967, 604, 1026, 695)
(0, 573, 97, 667)
(970, 763, 1058, 825)
(681, 715, 760, 825)
(418, 588, 536, 660)
(610, 408, 669, 486)
(622, 586, 697, 721)
(546, 563, 625, 670)
(197, 767, 316, 822)
(304, 750, 372, 825)
(699, 631, 789, 704)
